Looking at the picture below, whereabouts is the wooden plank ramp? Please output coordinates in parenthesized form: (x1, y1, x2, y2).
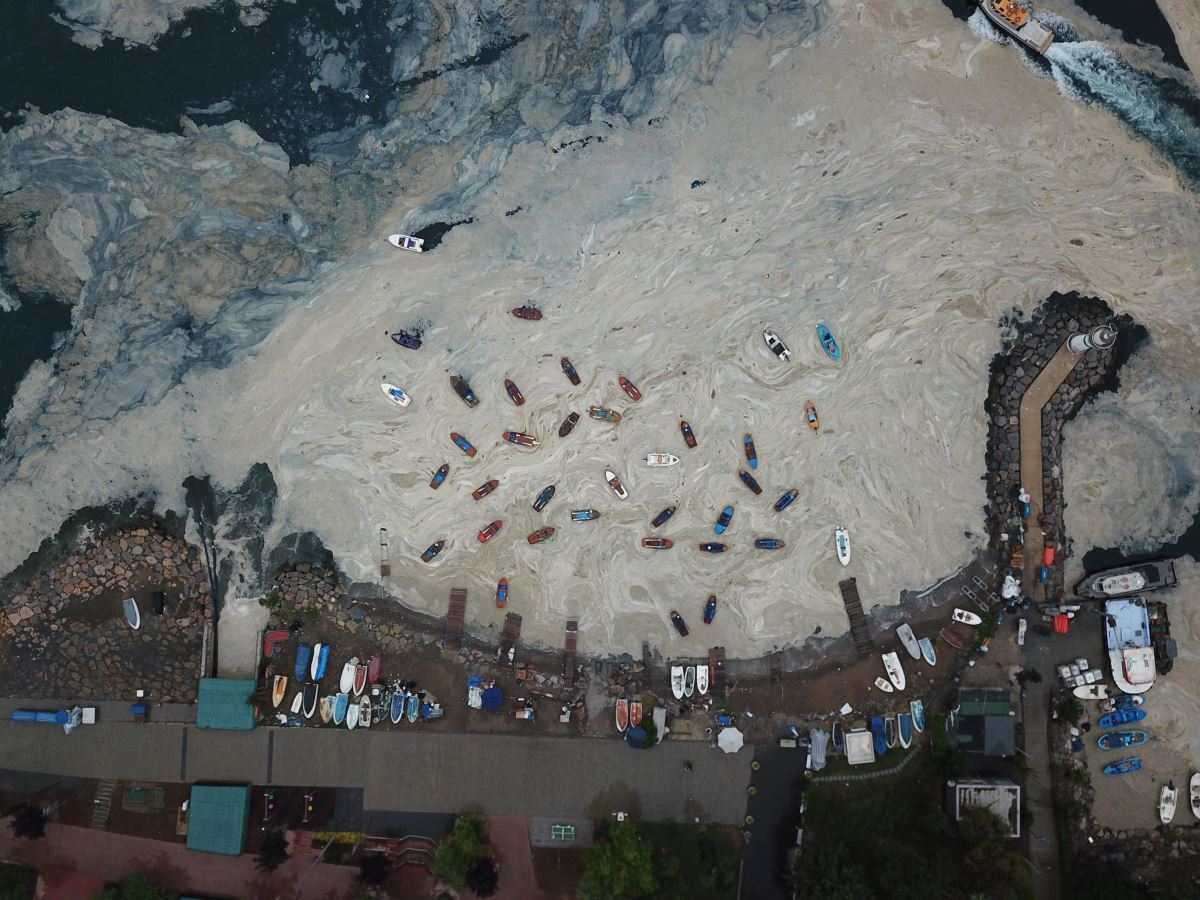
(709, 646, 727, 698)
(444, 588, 467, 650)
(563, 619, 578, 686)
(838, 578, 874, 657)
(498, 612, 522, 662)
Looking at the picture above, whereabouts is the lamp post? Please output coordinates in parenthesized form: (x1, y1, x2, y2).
(1068, 324, 1117, 354)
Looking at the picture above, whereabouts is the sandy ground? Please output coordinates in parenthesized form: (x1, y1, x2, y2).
(3, 0, 1200, 660)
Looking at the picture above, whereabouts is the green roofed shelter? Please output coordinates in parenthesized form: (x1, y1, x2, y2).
(186, 785, 250, 856)
(196, 678, 257, 731)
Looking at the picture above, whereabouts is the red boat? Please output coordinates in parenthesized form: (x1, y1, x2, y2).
(512, 305, 542, 320)
(940, 627, 968, 650)
(367, 655, 381, 683)
(558, 411, 580, 437)
(472, 479, 499, 501)
(561, 356, 581, 385)
(527, 526, 555, 544)
(629, 700, 643, 728)
(504, 379, 525, 406)
(615, 697, 629, 733)
(640, 538, 674, 550)
(680, 420, 697, 448)
(495, 578, 508, 609)
(353, 664, 367, 696)
(618, 374, 642, 401)
(478, 521, 503, 543)
(502, 431, 539, 447)
(450, 432, 477, 457)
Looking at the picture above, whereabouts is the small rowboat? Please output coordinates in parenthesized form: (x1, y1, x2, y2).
(381, 383, 411, 408)
(589, 406, 622, 424)
(699, 542, 727, 553)
(472, 479, 499, 501)
(1190, 774, 1199, 819)
(503, 431, 539, 447)
(739, 470, 763, 495)
(644, 453, 679, 467)
(358, 696, 372, 730)
(302, 683, 319, 719)
(387, 233, 424, 252)
(345, 701, 360, 730)
(450, 375, 478, 408)
(870, 717, 887, 756)
(919, 638, 937, 666)
(755, 538, 785, 550)
(696, 665, 710, 695)
(532, 484, 556, 511)
(884, 715, 897, 749)
(939, 627, 967, 650)
(1073, 684, 1110, 700)
(704, 595, 717, 624)
(630, 700, 643, 727)
(450, 432, 477, 457)
(641, 538, 673, 549)
(683, 666, 696, 698)
(615, 698, 629, 733)
(680, 420, 697, 448)
(952, 608, 982, 626)
(430, 463, 449, 489)
(406, 693, 419, 723)
(420, 540, 445, 562)
(294, 645, 313, 683)
(898, 713, 914, 749)
(652, 506, 677, 528)
(882, 651, 906, 691)
(390, 690, 405, 725)
(618, 374, 642, 401)
(874, 676, 894, 693)
(353, 663, 368, 696)
(671, 666, 685, 700)
(743, 434, 757, 469)
(803, 402, 819, 431)
(1097, 730, 1147, 750)
(504, 379, 525, 406)
(390, 330, 421, 350)
(764, 329, 791, 361)
(714, 506, 734, 535)
(1099, 707, 1146, 729)
(121, 596, 141, 630)
(558, 412, 580, 437)
(774, 489, 798, 512)
(319, 696, 334, 723)
(910, 699, 925, 732)
(670, 610, 689, 637)
(571, 509, 600, 521)
(1160, 782, 1178, 824)
(272, 675, 288, 708)
(311, 643, 329, 681)
(527, 527, 555, 544)
(606, 470, 628, 499)
(495, 578, 509, 609)
(333, 692, 349, 725)
(478, 521, 503, 543)
(512, 304, 542, 320)
(896, 624, 921, 661)
(339, 659, 357, 694)
(817, 323, 841, 361)
(561, 357, 581, 385)
(835, 527, 850, 565)
(367, 655, 381, 684)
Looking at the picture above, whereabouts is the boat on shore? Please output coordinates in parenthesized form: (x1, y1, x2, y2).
(630, 701, 643, 727)
(532, 484, 556, 511)
(670, 610, 689, 637)
(606, 470, 628, 499)
(390, 690, 405, 724)
(311, 643, 329, 681)
(870, 716, 887, 756)
(1190, 773, 1200, 819)
(406, 693, 419, 723)
(683, 666, 696, 698)
(339, 659, 357, 694)
(1105, 597, 1156, 695)
(430, 463, 450, 489)
(450, 432, 477, 457)
(472, 479, 499, 501)
(1103, 757, 1141, 776)
(450, 375, 478, 408)
(615, 698, 629, 733)
(817, 323, 841, 361)
(641, 538, 673, 550)
(420, 540, 445, 562)
(294, 643, 312, 683)
(896, 624, 920, 660)
(874, 677, 894, 693)
(699, 542, 727, 553)
(835, 527, 850, 566)
(832, 721, 844, 752)
(644, 453, 679, 467)
(696, 665, 710, 695)
(353, 663, 367, 696)
(910, 700, 925, 732)
(503, 431, 539, 447)
(1160, 782, 1178, 824)
(390, 330, 421, 350)
(504, 379, 526, 406)
(897, 713, 913, 748)
(1099, 694, 1145, 714)
(319, 696, 333, 723)
(1097, 730, 1147, 750)
(527, 527, 555, 544)
(743, 434, 757, 469)
(671, 666, 685, 700)
(652, 506, 677, 528)
(1099, 707, 1147, 729)
(302, 683, 318, 719)
(512, 304, 542, 320)
(739, 470, 763, 495)
(704, 595, 717, 624)
(774, 489, 798, 512)
(976, 0, 1055, 54)
(589, 406, 623, 424)
(477, 521, 503, 543)
(1073, 684, 1110, 700)
(952, 608, 982, 626)
(939, 627, 968, 650)
(618, 375, 642, 401)
(558, 412, 580, 437)
(123, 597, 141, 630)
(333, 692, 349, 725)
(358, 696, 372, 729)
(680, 420, 697, 448)
(271, 675, 287, 708)
(1077, 559, 1177, 599)
(495, 578, 508, 608)
(919, 637, 937, 666)
(387, 233, 424, 252)
(571, 509, 600, 522)
(763, 329, 791, 361)
(884, 715, 897, 749)
(882, 652, 906, 691)
(380, 383, 411, 408)
(803, 402, 819, 431)
(561, 356, 581, 385)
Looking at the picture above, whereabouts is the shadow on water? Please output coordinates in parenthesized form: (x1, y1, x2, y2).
(0, 291, 71, 444)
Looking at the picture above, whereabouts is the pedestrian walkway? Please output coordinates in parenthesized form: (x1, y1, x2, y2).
(810, 746, 920, 783)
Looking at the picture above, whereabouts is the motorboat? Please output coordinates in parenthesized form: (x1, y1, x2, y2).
(512, 304, 542, 320)
(952, 608, 982, 626)
(680, 420, 697, 448)
(561, 356, 581, 385)
(976, 0, 1055, 54)
(504, 378, 525, 406)
(618, 375, 642, 401)
(420, 540, 445, 562)
(387, 233, 424, 252)
(703, 595, 717, 624)
(450, 432, 477, 457)
(671, 666, 685, 700)
(571, 509, 600, 521)
(380, 383, 411, 408)
(450, 375, 478, 408)
(882, 652, 906, 691)
(1104, 598, 1156, 695)
(472, 479, 499, 501)
(670, 610, 689, 637)
(874, 677, 894, 693)
(558, 412, 580, 437)
(652, 506, 677, 528)
(1076, 559, 1177, 599)
(532, 484, 556, 511)
(1160, 782, 1178, 825)
(526, 527, 555, 544)
(606, 470, 628, 499)
(502, 431, 539, 447)
(430, 463, 449, 489)
(390, 330, 421, 350)
(589, 406, 623, 424)
(644, 453, 680, 467)
(919, 638, 937, 666)
(477, 521, 503, 543)
(763, 329, 791, 361)
(835, 527, 850, 565)
(896, 624, 920, 660)
(910, 699, 925, 732)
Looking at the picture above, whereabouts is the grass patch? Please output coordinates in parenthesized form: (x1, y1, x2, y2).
(0, 864, 37, 900)
(636, 822, 739, 900)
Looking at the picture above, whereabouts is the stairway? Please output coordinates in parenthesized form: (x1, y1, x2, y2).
(90, 779, 115, 830)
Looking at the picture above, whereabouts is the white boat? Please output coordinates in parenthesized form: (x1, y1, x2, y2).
(1073, 684, 1110, 700)
(952, 608, 982, 626)
(387, 233, 424, 252)
(380, 382, 411, 408)
(310, 642, 324, 680)
(683, 666, 696, 698)
(123, 597, 141, 630)
(918, 637, 937, 666)
(873, 676, 894, 693)
(1105, 598, 1156, 696)
(1017, 618, 1027, 647)
(835, 527, 851, 566)
(763, 329, 791, 362)
(339, 658, 358, 694)
(910, 699, 925, 733)
(346, 701, 360, 730)
(896, 624, 920, 661)
(359, 696, 373, 730)
(644, 453, 680, 467)
(976, 0, 1054, 55)
(1160, 782, 1178, 825)
(696, 665, 710, 695)
(289, 691, 304, 715)
(882, 652, 906, 691)
(1190, 773, 1200, 820)
(605, 469, 628, 500)
(670, 665, 685, 700)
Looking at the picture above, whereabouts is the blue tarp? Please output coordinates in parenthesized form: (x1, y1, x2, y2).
(481, 687, 504, 711)
(625, 726, 648, 748)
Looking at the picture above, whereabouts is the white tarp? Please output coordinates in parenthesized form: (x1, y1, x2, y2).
(717, 727, 744, 754)
(808, 728, 829, 771)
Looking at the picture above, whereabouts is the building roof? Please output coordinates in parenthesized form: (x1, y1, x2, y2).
(186, 785, 250, 856)
(196, 678, 257, 731)
(957, 688, 1012, 717)
(950, 779, 1021, 837)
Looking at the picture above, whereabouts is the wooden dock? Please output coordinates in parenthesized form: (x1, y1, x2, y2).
(838, 578, 874, 657)
(498, 612, 522, 661)
(709, 647, 727, 698)
(563, 619, 578, 687)
(444, 588, 467, 650)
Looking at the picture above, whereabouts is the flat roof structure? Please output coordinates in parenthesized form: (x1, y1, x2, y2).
(186, 784, 250, 856)
(196, 678, 257, 731)
(844, 729, 875, 766)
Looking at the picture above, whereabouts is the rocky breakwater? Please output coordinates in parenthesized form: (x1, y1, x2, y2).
(0, 527, 210, 700)
(983, 293, 1134, 599)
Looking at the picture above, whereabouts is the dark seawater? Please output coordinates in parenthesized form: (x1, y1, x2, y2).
(0, 290, 71, 444)
(1071, 0, 1189, 73)
(1081, 509, 1200, 573)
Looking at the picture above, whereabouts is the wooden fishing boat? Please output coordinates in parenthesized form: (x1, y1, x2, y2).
(387, 233, 424, 251)
(430, 463, 450, 489)
(817, 323, 841, 360)
(739, 469, 763, 495)
(333, 692, 349, 725)
(512, 304, 542, 320)
(704, 595, 717, 624)
(472, 479, 499, 501)
(450, 375, 479, 408)
(699, 542, 727, 553)
(670, 610, 689, 637)
(835, 527, 850, 565)
(919, 637, 937, 666)
(882, 652, 906, 691)
(450, 432, 477, 457)
(1099, 707, 1146, 729)
(561, 356, 581, 385)
(803, 401, 819, 431)
(680, 420, 697, 448)
(696, 665, 710, 695)
(606, 470, 628, 499)
(874, 677, 895, 693)
(319, 695, 334, 723)
(478, 521, 503, 543)
(884, 715, 897, 749)
(630, 700, 643, 728)
(774, 489, 798, 512)
(652, 506, 677, 528)
(615, 698, 629, 733)
(589, 406, 622, 424)
(743, 434, 757, 470)
(896, 624, 921, 661)
(714, 506, 734, 535)
(618, 375, 642, 401)
(367, 655, 382, 684)
(504, 378, 526, 406)
(380, 383, 411, 408)
(1096, 730, 1147, 750)
(1099, 694, 1145, 713)
(527, 527, 555, 544)
(671, 666, 685, 700)
(755, 538, 785, 550)
(571, 509, 600, 521)
(353, 663, 368, 697)
(683, 666, 696, 698)
(558, 412, 580, 437)
(897, 712, 914, 749)
(390, 329, 421, 350)
(502, 431, 539, 447)
(939, 627, 968, 650)
(640, 538, 673, 549)
(1160, 782, 1178, 824)
(302, 683, 319, 719)
(532, 484, 556, 511)
(290, 690, 304, 715)
(495, 578, 508, 608)
(1103, 757, 1141, 776)
(952, 608, 982, 626)
(420, 540, 445, 562)
(910, 699, 925, 733)
(272, 675, 288, 708)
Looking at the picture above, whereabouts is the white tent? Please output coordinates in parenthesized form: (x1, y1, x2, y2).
(717, 727, 744, 754)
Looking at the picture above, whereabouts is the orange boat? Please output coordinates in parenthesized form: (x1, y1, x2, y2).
(472, 479, 499, 501)
(618, 374, 642, 401)
(629, 700, 643, 728)
(451, 432, 477, 457)
(803, 402, 819, 432)
(527, 526, 555, 544)
(641, 538, 674, 550)
(477, 521, 503, 543)
(495, 578, 508, 608)
(512, 305, 542, 320)
(503, 431, 539, 447)
(615, 697, 629, 733)
(504, 379, 525, 406)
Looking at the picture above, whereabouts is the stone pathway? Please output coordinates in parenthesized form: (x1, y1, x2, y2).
(810, 745, 920, 782)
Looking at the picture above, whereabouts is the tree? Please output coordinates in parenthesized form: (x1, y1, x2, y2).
(959, 808, 1032, 900)
(465, 856, 499, 897)
(256, 829, 289, 872)
(357, 853, 392, 888)
(433, 814, 490, 889)
(91, 875, 173, 900)
(1055, 695, 1084, 724)
(578, 820, 657, 900)
(0, 863, 38, 900)
(8, 805, 46, 841)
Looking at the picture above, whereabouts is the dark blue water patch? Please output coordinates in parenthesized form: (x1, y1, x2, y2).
(0, 0, 391, 165)
(1081, 507, 1200, 574)
(1072, 0, 1189, 73)
(411, 218, 474, 252)
(394, 32, 528, 90)
(0, 287, 71, 445)
(939, 0, 976, 22)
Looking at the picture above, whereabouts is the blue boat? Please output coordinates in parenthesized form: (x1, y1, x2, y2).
(739, 470, 763, 495)
(774, 489, 798, 513)
(1097, 730, 1147, 750)
(652, 506, 677, 528)
(897, 712, 914, 748)
(755, 538, 785, 550)
(910, 699, 925, 733)
(699, 542, 727, 553)
(1099, 707, 1147, 729)
(571, 509, 600, 521)
(714, 506, 734, 535)
(704, 595, 717, 624)
(294, 643, 312, 683)
(817, 323, 841, 361)
(313, 643, 330, 681)
(390, 330, 421, 350)
(1103, 757, 1142, 776)
(743, 434, 757, 470)
(406, 693, 420, 723)
(333, 692, 349, 726)
(533, 484, 556, 511)
(390, 690, 405, 725)
(869, 716, 887, 757)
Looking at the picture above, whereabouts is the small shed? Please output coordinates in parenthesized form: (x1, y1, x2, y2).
(196, 678, 257, 731)
(185, 785, 250, 856)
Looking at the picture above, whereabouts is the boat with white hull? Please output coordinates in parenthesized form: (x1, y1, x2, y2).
(977, 0, 1054, 54)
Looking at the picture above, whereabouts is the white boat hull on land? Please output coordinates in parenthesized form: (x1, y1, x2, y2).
(696, 665, 710, 695)
(670, 665, 685, 700)
(874, 676, 894, 693)
(896, 623, 920, 660)
(882, 651, 906, 691)
(952, 608, 982, 626)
